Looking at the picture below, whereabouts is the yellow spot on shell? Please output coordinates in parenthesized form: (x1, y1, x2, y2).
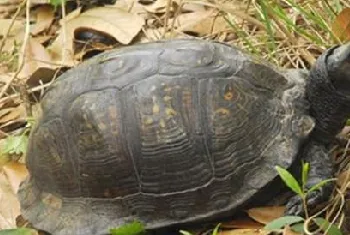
(215, 108, 230, 115)
(224, 91, 234, 100)
(98, 122, 106, 130)
(164, 87, 172, 92)
(109, 106, 117, 119)
(143, 117, 154, 125)
(166, 108, 177, 116)
(159, 119, 166, 128)
(153, 104, 160, 114)
(164, 96, 172, 102)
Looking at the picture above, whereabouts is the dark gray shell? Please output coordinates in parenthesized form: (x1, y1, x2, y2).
(18, 39, 314, 235)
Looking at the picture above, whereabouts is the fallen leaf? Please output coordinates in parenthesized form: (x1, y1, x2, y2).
(172, 11, 232, 36)
(18, 37, 57, 81)
(0, 162, 26, 229)
(114, 0, 148, 16)
(332, 7, 350, 41)
(0, 19, 24, 37)
(48, 6, 144, 63)
(222, 219, 264, 229)
(337, 169, 350, 190)
(0, 105, 25, 125)
(143, 0, 178, 13)
(2, 162, 28, 193)
(219, 229, 270, 235)
(247, 206, 285, 224)
(31, 4, 55, 35)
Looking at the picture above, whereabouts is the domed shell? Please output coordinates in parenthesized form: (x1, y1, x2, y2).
(18, 39, 313, 235)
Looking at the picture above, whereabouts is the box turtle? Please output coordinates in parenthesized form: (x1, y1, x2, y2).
(18, 39, 350, 235)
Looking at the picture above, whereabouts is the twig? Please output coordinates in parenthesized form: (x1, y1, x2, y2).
(0, 0, 30, 100)
(0, 0, 26, 54)
(61, 0, 67, 64)
(162, 0, 172, 39)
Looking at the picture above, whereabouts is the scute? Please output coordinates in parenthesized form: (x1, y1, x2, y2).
(18, 39, 311, 235)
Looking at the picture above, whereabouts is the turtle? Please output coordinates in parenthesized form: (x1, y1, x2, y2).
(18, 39, 350, 235)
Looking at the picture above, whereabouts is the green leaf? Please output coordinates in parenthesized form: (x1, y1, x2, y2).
(179, 231, 193, 235)
(48, 0, 65, 7)
(110, 221, 145, 235)
(1, 135, 28, 156)
(291, 222, 304, 233)
(0, 228, 37, 235)
(264, 216, 304, 230)
(302, 162, 310, 189)
(314, 217, 343, 235)
(275, 166, 303, 197)
(212, 223, 221, 235)
(307, 179, 336, 195)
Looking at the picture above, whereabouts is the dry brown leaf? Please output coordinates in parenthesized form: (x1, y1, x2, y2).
(143, 0, 179, 13)
(0, 19, 24, 37)
(0, 162, 27, 229)
(219, 229, 270, 235)
(0, 73, 12, 85)
(2, 162, 28, 193)
(18, 36, 57, 81)
(221, 219, 264, 229)
(0, 97, 20, 110)
(172, 11, 232, 36)
(49, 6, 144, 63)
(31, 4, 55, 35)
(0, 105, 25, 125)
(247, 206, 285, 225)
(114, 0, 148, 16)
(182, 2, 207, 12)
(332, 7, 350, 41)
(337, 169, 350, 190)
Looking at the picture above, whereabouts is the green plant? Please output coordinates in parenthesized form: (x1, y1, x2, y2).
(0, 228, 38, 235)
(110, 221, 146, 235)
(48, 0, 65, 7)
(264, 162, 341, 234)
(1, 117, 34, 158)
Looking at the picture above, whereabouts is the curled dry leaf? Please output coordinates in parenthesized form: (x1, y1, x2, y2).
(332, 7, 350, 41)
(0, 162, 27, 230)
(247, 206, 285, 225)
(48, 6, 144, 63)
(18, 37, 57, 83)
(31, 4, 55, 35)
(0, 104, 25, 127)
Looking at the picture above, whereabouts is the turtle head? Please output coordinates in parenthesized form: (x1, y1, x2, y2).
(306, 43, 350, 143)
(326, 42, 350, 95)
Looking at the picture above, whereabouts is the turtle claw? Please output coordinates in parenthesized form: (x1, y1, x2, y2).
(285, 188, 329, 216)
(285, 195, 304, 216)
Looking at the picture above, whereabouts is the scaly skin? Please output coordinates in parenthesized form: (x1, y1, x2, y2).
(286, 43, 350, 215)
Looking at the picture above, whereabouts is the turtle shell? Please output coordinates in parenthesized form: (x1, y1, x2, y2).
(18, 39, 313, 235)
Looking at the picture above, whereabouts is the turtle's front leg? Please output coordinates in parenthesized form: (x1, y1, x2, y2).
(285, 140, 334, 215)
